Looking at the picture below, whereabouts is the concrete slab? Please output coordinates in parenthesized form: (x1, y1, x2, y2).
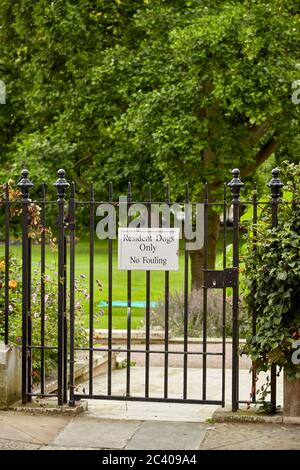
(52, 418, 142, 449)
(40, 446, 98, 450)
(0, 438, 41, 450)
(126, 421, 207, 450)
(86, 401, 216, 423)
(0, 412, 71, 445)
(77, 367, 283, 423)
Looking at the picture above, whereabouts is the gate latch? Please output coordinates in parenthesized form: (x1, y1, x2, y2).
(203, 268, 238, 288)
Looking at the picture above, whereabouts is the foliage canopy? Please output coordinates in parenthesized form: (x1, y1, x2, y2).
(0, 0, 299, 199)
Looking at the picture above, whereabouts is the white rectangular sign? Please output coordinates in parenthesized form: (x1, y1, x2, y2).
(118, 228, 180, 271)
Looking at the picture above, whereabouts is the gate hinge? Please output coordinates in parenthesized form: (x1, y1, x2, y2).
(203, 268, 238, 288)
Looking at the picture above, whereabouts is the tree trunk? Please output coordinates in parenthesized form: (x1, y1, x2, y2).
(190, 207, 220, 291)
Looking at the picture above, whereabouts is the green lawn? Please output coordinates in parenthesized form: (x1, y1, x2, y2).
(4, 231, 232, 329)
(71, 238, 188, 329)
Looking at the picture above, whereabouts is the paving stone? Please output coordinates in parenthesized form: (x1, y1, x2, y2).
(40, 445, 98, 450)
(200, 423, 300, 450)
(52, 418, 142, 449)
(0, 438, 41, 450)
(0, 412, 70, 445)
(126, 421, 207, 450)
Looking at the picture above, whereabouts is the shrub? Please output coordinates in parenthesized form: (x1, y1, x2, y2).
(243, 162, 300, 386)
(0, 253, 88, 381)
(151, 288, 247, 338)
(0, 179, 88, 381)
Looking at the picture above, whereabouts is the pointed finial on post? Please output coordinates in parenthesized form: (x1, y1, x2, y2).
(268, 168, 284, 200)
(53, 169, 70, 201)
(17, 169, 34, 200)
(228, 169, 244, 200)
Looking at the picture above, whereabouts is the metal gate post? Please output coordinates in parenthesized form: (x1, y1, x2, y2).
(54, 169, 70, 406)
(18, 169, 33, 404)
(68, 182, 76, 406)
(268, 168, 284, 413)
(228, 169, 244, 412)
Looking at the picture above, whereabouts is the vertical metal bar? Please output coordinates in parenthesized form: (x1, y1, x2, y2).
(183, 183, 189, 400)
(89, 183, 95, 395)
(63, 234, 68, 404)
(222, 184, 227, 406)
(18, 169, 33, 405)
(228, 169, 244, 412)
(126, 182, 132, 397)
(27, 236, 32, 400)
(21, 200, 29, 404)
(164, 183, 170, 399)
(268, 168, 283, 414)
(40, 184, 46, 395)
(202, 183, 208, 401)
(4, 184, 10, 345)
(232, 194, 240, 412)
(145, 183, 151, 398)
(251, 183, 258, 403)
(107, 182, 113, 396)
(57, 197, 65, 406)
(54, 169, 69, 406)
(69, 182, 76, 406)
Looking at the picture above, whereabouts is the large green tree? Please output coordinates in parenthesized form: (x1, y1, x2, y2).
(0, 0, 299, 288)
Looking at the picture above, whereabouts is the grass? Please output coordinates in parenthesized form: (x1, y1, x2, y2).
(3, 230, 233, 330)
(72, 238, 187, 329)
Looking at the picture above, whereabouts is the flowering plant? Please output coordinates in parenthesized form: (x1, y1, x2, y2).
(0, 179, 89, 381)
(0, 254, 89, 380)
(0, 255, 22, 335)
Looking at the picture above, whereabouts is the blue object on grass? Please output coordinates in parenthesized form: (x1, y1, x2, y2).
(97, 300, 158, 308)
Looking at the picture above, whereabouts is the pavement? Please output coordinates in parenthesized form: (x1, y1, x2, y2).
(0, 366, 299, 451)
(1, 410, 300, 450)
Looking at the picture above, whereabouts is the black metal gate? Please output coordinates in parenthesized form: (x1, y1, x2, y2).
(1, 167, 283, 411)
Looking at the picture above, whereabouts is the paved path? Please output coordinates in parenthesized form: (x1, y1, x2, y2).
(0, 411, 208, 450)
(200, 422, 300, 450)
(76, 366, 283, 422)
(1, 411, 300, 450)
(0, 367, 296, 451)
(112, 342, 252, 369)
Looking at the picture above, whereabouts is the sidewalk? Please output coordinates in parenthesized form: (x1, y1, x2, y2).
(0, 367, 298, 451)
(1, 410, 300, 450)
